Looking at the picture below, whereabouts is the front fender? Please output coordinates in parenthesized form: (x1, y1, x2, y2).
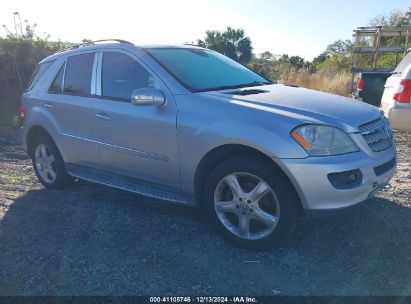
(178, 119, 308, 193)
(194, 121, 308, 159)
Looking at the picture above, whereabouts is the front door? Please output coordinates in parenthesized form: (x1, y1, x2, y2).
(92, 51, 179, 188)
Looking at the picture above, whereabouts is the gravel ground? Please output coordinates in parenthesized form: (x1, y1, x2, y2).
(0, 128, 410, 296)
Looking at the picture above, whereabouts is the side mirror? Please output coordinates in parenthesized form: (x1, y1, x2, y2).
(131, 88, 166, 107)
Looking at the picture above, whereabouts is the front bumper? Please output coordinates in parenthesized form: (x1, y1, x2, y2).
(278, 146, 396, 216)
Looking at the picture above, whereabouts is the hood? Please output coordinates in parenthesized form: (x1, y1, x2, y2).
(202, 84, 382, 132)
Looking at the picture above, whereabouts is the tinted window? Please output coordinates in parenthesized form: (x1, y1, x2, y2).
(147, 48, 270, 92)
(64, 53, 95, 95)
(102, 52, 151, 101)
(26, 61, 54, 92)
(48, 63, 65, 93)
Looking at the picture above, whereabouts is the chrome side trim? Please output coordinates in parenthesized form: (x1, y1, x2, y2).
(95, 52, 102, 96)
(61, 59, 67, 92)
(61, 132, 169, 162)
(91, 53, 99, 95)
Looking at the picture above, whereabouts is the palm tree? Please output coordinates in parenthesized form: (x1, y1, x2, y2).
(197, 27, 253, 64)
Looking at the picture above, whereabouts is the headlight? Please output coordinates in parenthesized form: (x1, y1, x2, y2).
(291, 125, 359, 156)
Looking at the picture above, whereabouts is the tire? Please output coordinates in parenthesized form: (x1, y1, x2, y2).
(31, 133, 73, 189)
(203, 156, 300, 250)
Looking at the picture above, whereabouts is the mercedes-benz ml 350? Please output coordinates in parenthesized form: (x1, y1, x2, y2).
(20, 40, 397, 249)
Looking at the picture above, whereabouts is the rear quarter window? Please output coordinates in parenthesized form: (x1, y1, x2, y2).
(25, 61, 54, 92)
(48, 63, 65, 93)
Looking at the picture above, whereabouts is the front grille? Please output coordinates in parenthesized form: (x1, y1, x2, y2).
(359, 117, 393, 152)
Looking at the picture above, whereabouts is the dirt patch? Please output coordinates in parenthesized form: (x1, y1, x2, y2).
(0, 128, 410, 296)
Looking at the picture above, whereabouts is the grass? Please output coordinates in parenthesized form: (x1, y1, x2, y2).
(277, 69, 352, 97)
(0, 172, 30, 184)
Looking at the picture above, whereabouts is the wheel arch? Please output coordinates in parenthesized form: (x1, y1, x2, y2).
(194, 144, 302, 211)
(26, 125, 56, 158)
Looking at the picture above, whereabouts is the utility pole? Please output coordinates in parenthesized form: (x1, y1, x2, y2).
(12, 12, 24, 91)
(13, 12, 23, 36)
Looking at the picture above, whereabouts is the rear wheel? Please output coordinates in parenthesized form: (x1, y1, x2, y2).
(31, 134, 73, 189)
(203, 156, 300, 250)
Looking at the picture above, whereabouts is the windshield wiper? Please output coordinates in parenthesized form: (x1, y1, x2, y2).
(199, 81, 273, 92)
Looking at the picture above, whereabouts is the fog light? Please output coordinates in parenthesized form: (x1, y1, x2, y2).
(328, 169, 362, 190)
(348, 172, 358, 183)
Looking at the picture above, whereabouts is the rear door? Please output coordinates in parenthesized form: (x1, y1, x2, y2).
(91, 50, 179, 188)
(42, 52, 98, 167)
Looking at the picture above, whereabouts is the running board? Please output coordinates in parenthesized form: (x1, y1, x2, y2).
(66, 164, 195, 206)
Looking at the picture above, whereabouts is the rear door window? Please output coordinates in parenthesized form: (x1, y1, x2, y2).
(26, 60, 54, 92)
(64, 53, 95, 95)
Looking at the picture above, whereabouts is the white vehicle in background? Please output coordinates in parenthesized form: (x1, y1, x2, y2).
(381, 51, 411, 132)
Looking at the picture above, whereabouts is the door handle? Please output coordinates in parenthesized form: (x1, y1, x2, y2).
(95, 112, 111, 121)
(43, 102, 54, 109)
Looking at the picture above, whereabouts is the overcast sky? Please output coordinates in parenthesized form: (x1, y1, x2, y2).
(1, 0, 410, 60)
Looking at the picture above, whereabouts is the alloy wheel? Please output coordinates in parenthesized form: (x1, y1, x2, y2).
(34, 144, 57, 184)
(213, 172, 280, 240)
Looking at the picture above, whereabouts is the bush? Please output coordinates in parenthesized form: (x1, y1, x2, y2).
(0, 36, 66, 126)
(249, 59, 351, 97)
(278, 69, 351, 97)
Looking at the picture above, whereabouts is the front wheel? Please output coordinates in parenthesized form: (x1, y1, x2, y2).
(203, 156, 300, 250)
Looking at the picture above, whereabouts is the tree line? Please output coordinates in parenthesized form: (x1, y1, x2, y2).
(197, 8, 410, 80)
(0, 20, 65, 125)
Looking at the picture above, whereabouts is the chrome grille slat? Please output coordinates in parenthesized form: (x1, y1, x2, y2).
(359, 117, 393, 152)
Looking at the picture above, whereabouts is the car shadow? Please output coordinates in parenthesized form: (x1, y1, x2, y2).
(0, 182, 410, 296)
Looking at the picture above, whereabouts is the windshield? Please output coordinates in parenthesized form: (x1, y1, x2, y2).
(146, 48, 271, 92)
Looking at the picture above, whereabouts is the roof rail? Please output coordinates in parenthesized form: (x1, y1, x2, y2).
(70, 39, 133, 49)
(56, 39, 133, 54)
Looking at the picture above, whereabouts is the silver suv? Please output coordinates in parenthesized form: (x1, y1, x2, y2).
(21, 40, 397, 249)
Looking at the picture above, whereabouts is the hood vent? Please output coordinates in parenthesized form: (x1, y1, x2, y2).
(283, 83, 299, 88)
(225, 89, 269, 96)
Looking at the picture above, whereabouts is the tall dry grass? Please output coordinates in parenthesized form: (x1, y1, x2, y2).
(278, 69, 352, 97)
